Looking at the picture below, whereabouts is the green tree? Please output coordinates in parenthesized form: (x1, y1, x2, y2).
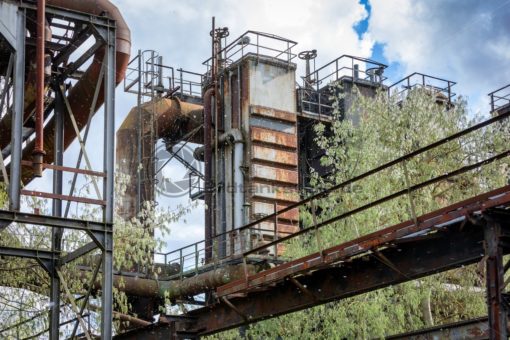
(0, 173, 192, 337)
(210, 86, 508, 339)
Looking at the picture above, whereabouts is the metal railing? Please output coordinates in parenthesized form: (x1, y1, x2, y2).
(297, 87, 334, 116)
(158, 109, 510, 282)
(155, 220, 292, 280)
(169, 68, 204, 100)
(489, 83, 510, 113)
(124, 52, 203, 101)
(306, 55, 388, 91)
(388, 72, 456, 105)
(202, 30, 298, 74)
(297, 55, 387, 116)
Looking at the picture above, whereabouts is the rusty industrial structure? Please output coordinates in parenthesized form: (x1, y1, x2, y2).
(0, 0, 510, 339)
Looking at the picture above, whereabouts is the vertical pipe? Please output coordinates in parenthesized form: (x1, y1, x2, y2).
(214, 35, 222, 259)
(204, 88, 215, 262)
(204, 16, 216, 265)
(447, 82, 452, 107)
(233, 141, 243, 229)
(157, 56, 163, 95)
(219, 147, 227, 258)
(33, 0, 46, 177)
(237, 65, 241, 129)
(135, 50, 142, 214)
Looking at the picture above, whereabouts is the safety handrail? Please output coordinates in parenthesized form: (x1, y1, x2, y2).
(489, 83, 510, 112)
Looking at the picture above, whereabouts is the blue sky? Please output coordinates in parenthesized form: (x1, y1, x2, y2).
(354, 0, 401, 80)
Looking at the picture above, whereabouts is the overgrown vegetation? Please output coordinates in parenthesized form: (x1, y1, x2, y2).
(1, 85, 509, 338)
(209, 86, 509, 339)
(0, 173, 191, 337)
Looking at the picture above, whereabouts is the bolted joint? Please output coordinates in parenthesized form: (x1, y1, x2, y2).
(31, 150, 46, 178)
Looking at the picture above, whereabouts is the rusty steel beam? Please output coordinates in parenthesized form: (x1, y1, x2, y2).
(115, 219, 495, 338)
(184, 222, 487, 336)
(20, 189, 106, 206)
(20, 160, 106, 177)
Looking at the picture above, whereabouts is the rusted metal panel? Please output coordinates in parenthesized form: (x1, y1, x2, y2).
(251, 200, 299, 221)
(239, 55, 299, 257)
(250, 116, 296, 134)
(251, 105, 297, 123)
(251, 163, 298, 184)
(250, 182, 299, 203)
(257, 221, 299, 235)
(251, 126, 297, 148)
(252, 145, 298, 166)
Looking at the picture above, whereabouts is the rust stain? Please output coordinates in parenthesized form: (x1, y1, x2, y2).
(250, 181, 299, 202)
(251, 126, 297, 148)
(251, 200, 299, 221)
(250, 105, 297, 123)
(252, 145, 298, 166)
(251, 163, 298, 184)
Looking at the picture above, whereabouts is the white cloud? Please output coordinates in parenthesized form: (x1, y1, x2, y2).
(368, 0, 510, 113)
(112, 0, 373, 75)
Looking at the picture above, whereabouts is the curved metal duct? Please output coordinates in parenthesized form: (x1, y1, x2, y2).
(116, 97, 203, 219)
(0, 0, 131, 183)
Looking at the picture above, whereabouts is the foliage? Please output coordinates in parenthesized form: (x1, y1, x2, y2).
(209, 86, 509, 339)
(0, 172, 192, 337)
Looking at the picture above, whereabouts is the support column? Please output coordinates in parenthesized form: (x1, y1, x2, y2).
(9, 8, 25, 211)
(49, 84, 65, 339)
(485, 219, 508, 340)
(101, 22, 116, 340)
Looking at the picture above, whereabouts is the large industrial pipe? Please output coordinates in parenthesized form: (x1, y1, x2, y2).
(112, 264, 256, 300)
(32, 0, 46, 177)
(204, 88, 215, 262)
(116, 97, 203, 219)
(0, 264, 257, 311)
(1, 0, 132, 183)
